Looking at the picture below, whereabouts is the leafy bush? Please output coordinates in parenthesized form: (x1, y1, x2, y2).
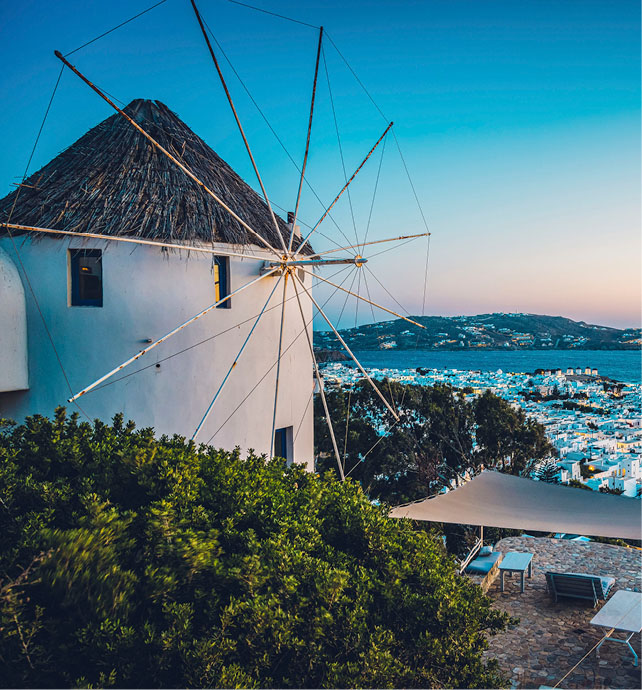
(0, 409, 508, 688)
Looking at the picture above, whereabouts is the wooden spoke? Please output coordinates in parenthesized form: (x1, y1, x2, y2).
(192, 274, 284, 440)
(292, 272, 399, 421)
(297, 267, 425, 329)
(190, 0, 287, 254)
(293, 121, 393, 257)
(1, 223, 270, 261)
(55, 50, 281, 258)
(288, 26, 324, 252)
(68, 267, 279, 402)
(269, 272, 289, 456)
(292, 274, 344, 479)
(308, 231, 430, 258)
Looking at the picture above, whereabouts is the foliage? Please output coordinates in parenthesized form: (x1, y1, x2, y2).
(592, 535, 641, 548)
(535, 460, 560, 484)
(599, 485, 624, 495)
(559, 400, 609, 415)
(315, 380, 474, 505)
(439, 524, 523, 559)
(473, 391, 555, 476)
(316, 381, 555, 504)
(0, 409, 509, 689)
(567, 479, 593, 491)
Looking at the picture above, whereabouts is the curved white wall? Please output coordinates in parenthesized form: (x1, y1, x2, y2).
(0, 246, 28, 392)
(0, 237, 314, 468)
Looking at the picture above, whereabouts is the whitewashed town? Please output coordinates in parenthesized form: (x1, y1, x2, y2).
(320, 361, 642, 497)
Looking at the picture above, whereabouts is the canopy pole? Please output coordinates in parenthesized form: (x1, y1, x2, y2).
(293, 272, 399, 421)
(68, 267, 279, 402)
(293, 121, 394, 257)
(288, 26, 324, 252)
(189, 0, 287, 254)
(54, 50, 281, 258)
(0, 223, 269, 262)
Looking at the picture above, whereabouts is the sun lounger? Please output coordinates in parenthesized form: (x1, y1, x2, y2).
(545, 571, 615, 607)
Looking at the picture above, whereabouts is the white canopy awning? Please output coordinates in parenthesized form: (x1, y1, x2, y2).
(390, 471, 641, 540)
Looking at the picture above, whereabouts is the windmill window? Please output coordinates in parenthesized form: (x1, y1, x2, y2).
(214, 256, 230, 308)
(274, 426, 293, 463)
(69, 249, 102, 307)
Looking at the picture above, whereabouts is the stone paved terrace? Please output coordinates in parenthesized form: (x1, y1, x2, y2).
(482, 536, 642, 689)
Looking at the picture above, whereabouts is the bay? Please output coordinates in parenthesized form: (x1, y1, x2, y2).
(351, 349, 642, 384)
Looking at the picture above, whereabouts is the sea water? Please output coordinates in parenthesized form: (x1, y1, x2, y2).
(351, 349, 641, 384)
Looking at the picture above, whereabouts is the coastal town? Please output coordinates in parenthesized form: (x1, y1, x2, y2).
(314, 313, 642, 352)
(320, 361, 642, 498)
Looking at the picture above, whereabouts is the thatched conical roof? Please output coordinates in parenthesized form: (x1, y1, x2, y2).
(0, 98, 309, 252)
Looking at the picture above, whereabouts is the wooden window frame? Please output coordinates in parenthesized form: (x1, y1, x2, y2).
(274, 426, 293, 463)
(69, 248, 103, 307)
(214, 256, 230, 309)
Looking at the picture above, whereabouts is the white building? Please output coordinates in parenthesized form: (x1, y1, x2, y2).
(0, 99, 314, 468)
(616, 456, 641, 481)
(558, 459, 581, 483)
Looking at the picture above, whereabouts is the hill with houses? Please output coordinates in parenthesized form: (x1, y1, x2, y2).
(314, 313, 641, 352)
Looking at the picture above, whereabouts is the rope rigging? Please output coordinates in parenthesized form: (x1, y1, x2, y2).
(200, 17, 357, 256)
(3, 0, 434, 479)
(64, 0, 170, 57)
(206, 265, 357, 445)
(226, 0, 319, 30)
(361, 133, 387, 254)
(322, 45, 360, 248)
(85, 264, 354, 396)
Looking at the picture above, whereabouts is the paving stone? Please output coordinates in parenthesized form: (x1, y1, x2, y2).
(481, 537, 642, 689)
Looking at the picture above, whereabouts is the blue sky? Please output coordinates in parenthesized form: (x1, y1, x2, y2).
(1, 0, 639, 328)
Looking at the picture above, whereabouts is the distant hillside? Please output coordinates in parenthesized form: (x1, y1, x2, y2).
(314, 313, 641, 352)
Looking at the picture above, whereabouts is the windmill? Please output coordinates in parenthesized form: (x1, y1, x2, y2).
(0, 1, 430, 479)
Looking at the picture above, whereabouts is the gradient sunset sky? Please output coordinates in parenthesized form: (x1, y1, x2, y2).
(1, 0, 639, 328)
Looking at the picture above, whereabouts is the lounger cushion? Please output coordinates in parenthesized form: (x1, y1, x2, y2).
(564, 573, 616, 595)
(466, 551, 501, 574)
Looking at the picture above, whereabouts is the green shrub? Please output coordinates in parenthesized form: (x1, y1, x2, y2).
(0, 409, 508, 688)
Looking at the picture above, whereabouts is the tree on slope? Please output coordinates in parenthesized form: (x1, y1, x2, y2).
(0, 409, 509, 689)
(473, 390, 555, 475)
(316, 381, 555, 503)
(316, 380, 475, 505)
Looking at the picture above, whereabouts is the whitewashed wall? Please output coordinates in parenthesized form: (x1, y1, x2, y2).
(0, 236, 314, 469)
(0, 246, 28, 392)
